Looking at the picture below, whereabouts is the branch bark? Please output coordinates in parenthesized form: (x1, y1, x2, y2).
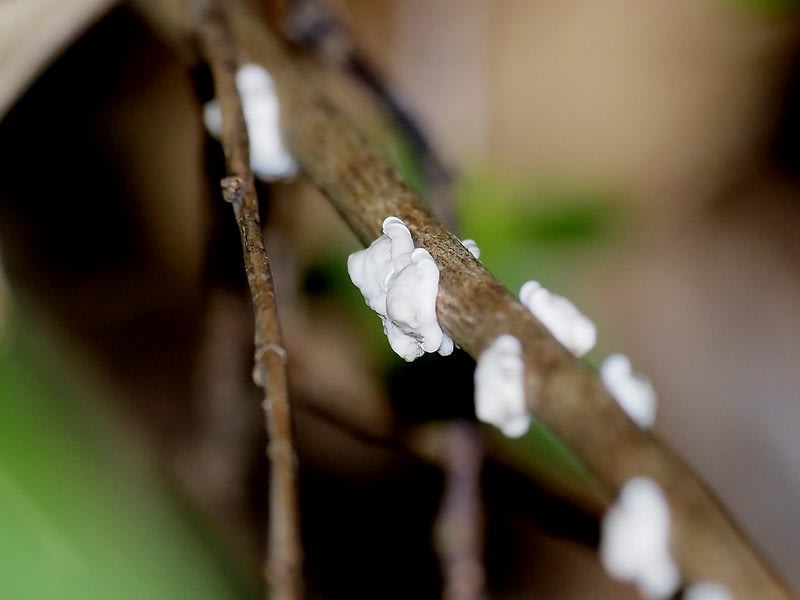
(133, 1, 793, 597)
(197, 6, 302, 599)
(434, 422, 486, 600)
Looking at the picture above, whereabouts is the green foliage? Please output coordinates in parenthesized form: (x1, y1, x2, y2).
(457, 171, 625, 289)
(740, 0, 800, 10)
(0, 326, 255, 600)
(375, 127, 425, 195)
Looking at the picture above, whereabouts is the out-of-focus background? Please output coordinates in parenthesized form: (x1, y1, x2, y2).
(1, 0, 800, 598)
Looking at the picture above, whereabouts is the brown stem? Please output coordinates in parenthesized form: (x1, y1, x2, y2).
(434, 422, 486, 600)
(197, 6, 302, 599)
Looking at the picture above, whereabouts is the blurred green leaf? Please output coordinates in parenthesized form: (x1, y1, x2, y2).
(0, 324, 256, 600)
(370, 128, 425, 196)
(740, 0, 800, 9)
(457, 170, 626, 288)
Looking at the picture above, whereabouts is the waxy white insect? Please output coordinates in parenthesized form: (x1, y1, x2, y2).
(348, 217, 453, 361)
(600, 477, 679, 599)
(684, 582, 733, 600)
(601, 353, 658, 428)
(474, 334, 530, 438)
(204, 63, 297, 181)
(519, 280, 596, 357)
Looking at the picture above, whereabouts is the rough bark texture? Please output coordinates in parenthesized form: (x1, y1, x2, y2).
(198, 7, 302, 599)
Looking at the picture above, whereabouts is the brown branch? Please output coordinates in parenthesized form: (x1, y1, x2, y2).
(196, 6, 302, 599)
(434, 422, 486, 600)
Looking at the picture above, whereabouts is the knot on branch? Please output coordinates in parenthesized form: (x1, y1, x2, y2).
(221, 175, 246, 204)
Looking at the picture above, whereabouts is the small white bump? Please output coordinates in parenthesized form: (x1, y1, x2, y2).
(519, 280, 596, 357)
(601, 353, 657, 428)
(348, 217, 452, 361)
(600, 477, 679, 599)
(204, 63, 297, 181)
(474, 335, 530, 438)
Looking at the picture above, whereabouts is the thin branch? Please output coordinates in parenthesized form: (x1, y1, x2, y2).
(223, 7, 792, 599)
(197, 6, 302, 599)
(434, 422, 486, 600)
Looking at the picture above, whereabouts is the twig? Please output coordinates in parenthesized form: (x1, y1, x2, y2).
(434, 422, 486, 600)
(197, 6, 302, 599)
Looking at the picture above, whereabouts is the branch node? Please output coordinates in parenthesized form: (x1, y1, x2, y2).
(221, 175, 245, 204)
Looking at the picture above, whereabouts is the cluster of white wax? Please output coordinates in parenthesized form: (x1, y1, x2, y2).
(204, 64, 297, 181)
(347, 217, 454, 361)
(600, 477, 679, 598)
(474, 334, 529, 437)
(519, 280, 596, 357)
(600, 353, 657, 428)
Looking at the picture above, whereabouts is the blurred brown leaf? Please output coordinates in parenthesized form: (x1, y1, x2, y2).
(0, 0, 118, 118)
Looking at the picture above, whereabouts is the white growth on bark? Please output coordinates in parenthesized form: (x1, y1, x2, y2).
(349, 217, 413, 316)
(600, 353, 658, 428)
(600, 477, 679, 599)
(385, 247, 451, 357)
(348, 217, 453, 361)
(204, 63, 297, 180)
(683, 582, 733, 600)
(461, 238, 480, 259)
(474, 334, 530, 437)
(519, 280, 596, 357)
